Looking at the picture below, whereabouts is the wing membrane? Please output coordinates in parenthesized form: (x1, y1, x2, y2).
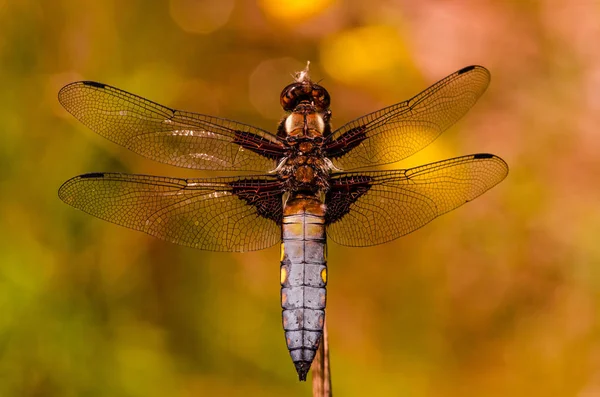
(325, 66, 490, 170)
(58, 82, 286, 171)
(58, 173, 284, 252)
(326, 154, 508, 246)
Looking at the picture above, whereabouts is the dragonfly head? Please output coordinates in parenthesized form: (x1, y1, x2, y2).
(280, 81, 330, 112)
(280, 62, 330, 112)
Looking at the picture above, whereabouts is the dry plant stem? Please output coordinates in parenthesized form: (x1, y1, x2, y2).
(311, 319, 332, 396)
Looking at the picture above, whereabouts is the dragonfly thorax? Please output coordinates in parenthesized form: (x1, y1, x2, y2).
(277, 151, 331, 194)
(279, 105, 331, 142)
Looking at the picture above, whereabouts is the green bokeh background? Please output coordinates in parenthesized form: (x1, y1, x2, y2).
(1, 1, 599, 396)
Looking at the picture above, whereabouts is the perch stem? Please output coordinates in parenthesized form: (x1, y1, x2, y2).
(311, 318, 332, 396)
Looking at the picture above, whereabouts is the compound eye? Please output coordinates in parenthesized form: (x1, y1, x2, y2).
(280, 83, 303, 111)
(311, 85, 330, 109)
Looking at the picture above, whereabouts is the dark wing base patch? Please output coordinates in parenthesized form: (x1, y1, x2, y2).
(323, 126, 367, 160)
(325, 175, 372, 225)
(230, 179, 284, 224)
(232, 130, 288, 161)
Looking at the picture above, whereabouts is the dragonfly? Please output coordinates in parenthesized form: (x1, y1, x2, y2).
(58, 64, 508, 381)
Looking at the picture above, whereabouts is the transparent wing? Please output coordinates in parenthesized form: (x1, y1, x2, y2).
(58, 173, 284, 252)
(324, 66, 490, 170)
(58, 82, 286, 172)
(325, 154, 508, 246)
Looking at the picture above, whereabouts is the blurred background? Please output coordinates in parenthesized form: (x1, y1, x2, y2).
(1, 0, 599, 396)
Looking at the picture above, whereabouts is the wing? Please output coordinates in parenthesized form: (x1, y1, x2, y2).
(325, 154, 508, 247)
(324, 65, 490, 170)
(58, 173, 285, 252)
(58, 81, 286, 172)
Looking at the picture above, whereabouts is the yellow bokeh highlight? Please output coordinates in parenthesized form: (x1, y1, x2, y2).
(259, 0, 334, 22)
(320, 25, 410, 84)
(169, 0, 234, 34)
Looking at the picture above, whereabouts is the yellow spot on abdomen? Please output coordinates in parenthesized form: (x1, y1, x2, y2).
(282, 292, 287, 305)
(321, 268, 327, 284)
(280, 266, 288, 285)
(280, 243, 285, 261)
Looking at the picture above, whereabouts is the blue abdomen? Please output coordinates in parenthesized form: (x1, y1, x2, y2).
(280, 195, 327, 381)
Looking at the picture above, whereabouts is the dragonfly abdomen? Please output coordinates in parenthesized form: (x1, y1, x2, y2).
(280, 195, 327, 381)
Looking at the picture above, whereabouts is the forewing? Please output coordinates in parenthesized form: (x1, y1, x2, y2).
(325, 66, 490, 170)
(58, 82, 286, 171)
(326, 154, 508, 247)
(58, 173, 284, 252)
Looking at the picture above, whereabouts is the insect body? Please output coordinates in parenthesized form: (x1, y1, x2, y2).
(58, 64, 508, 380)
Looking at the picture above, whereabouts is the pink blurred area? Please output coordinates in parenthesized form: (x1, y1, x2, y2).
(0, 1, 598, 396)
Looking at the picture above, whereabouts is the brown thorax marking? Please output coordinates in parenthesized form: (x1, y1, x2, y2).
(278, 153, 330, 193)
(298, 141, 314, 154)
(283, 108, 327, 142)
(294, 165, 315, 184)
